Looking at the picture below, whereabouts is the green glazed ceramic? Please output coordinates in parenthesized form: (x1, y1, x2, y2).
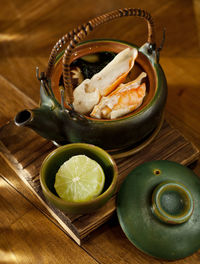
(14, 9, 167, 151)
(40, 143, 118, 214)
(117, 160, 200, 260)
(14, 39, 167, 150)
(152, 181, 193, 224)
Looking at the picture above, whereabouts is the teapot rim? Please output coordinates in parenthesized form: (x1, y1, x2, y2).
(51, 39, 159, 122)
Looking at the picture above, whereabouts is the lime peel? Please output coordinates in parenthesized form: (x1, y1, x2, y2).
(54, 155, 105, 202)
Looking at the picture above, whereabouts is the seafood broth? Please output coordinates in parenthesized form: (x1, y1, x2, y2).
(59, 52, 150, 117)
(52, 46, 156, 120)
(59, 52, 148, 89)
(59, 52, 117, 88)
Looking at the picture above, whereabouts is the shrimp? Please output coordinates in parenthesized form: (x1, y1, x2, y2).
(90, 72, 147, 119)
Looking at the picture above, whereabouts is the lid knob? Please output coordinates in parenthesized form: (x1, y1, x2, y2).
(152, 181, 193, 224)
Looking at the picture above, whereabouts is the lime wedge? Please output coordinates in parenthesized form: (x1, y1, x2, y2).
(54, 155, 105, 202)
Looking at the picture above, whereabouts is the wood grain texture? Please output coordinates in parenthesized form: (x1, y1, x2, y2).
(0, 120, 199, 245)
(0, 75, 36, 126)
(83, 213, 200, 264)
(0, 176, 99, 264)
(0, 0, 200, 263)
(0, 0, 199, 103)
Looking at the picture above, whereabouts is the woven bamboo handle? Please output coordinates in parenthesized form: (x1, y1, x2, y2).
(47, 8, 156, 106)
(46, 26, 84, 79)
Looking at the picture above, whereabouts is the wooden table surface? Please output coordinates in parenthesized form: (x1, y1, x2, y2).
(1, 0, 200, 263)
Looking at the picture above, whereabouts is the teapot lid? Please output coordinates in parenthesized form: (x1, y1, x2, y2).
(117, 160, 200, 260)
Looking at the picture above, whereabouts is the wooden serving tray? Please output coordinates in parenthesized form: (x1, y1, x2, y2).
(0, 120, 199, 245)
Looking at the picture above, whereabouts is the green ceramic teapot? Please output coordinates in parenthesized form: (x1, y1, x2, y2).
(14, 8, 167, 151)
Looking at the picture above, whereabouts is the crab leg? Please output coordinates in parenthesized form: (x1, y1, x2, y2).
(73, 48, 138, 114)
(89, 47, 138, 96)
(90, 72, 147, 119)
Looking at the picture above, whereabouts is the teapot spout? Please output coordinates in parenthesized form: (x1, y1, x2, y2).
(14, 109, 33, 127)
(14, 107, 69, 144)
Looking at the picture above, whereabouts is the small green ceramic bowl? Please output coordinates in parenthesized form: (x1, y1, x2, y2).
(40, 143, 118, 214)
